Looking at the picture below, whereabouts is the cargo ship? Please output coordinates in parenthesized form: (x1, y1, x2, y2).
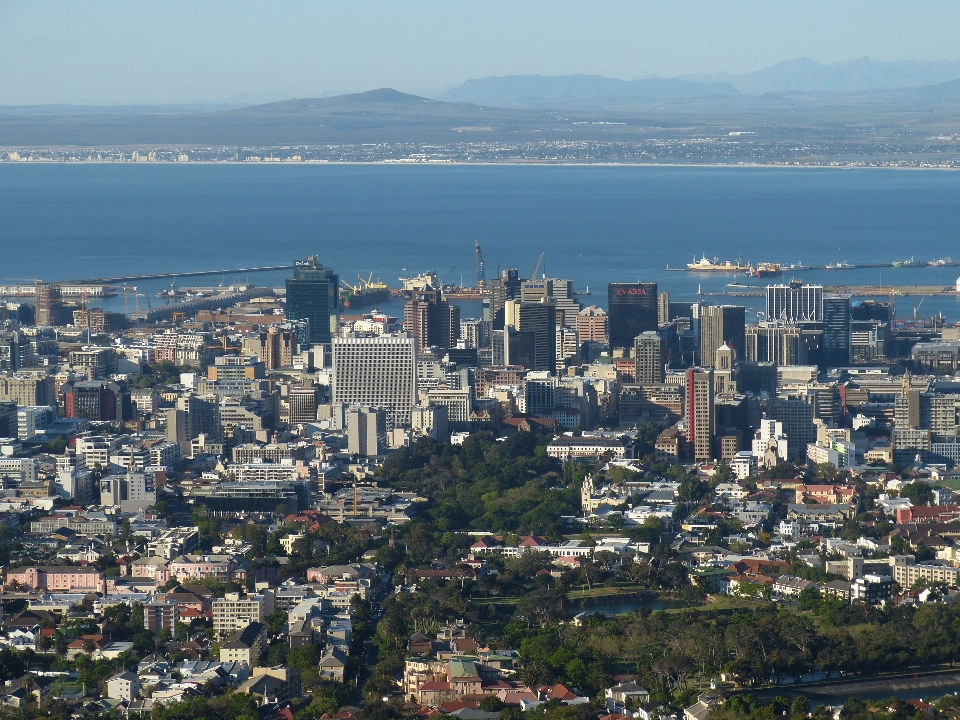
(687, 255, 751, 272)
(751, 262, 783, 278)
(340, 274, 390, 309)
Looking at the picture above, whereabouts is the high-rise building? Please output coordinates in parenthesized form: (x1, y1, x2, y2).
(634, 332, 664, 384)
(576, 306, 608, 345)
(242, 327, 298, 370)
(0, 333, 20, 372)
(700, 305, 746, 366)
(492, 329, 537, 369)
(607, 282, 657, 350)
(403, 288, 459, 351)
(821, 294, 852, 368)
(34, 282, 62, 327)
(766, 281, 823, 324)
(411, 404, 449, 441)
(332, 334, 417, 428)
(745, 322, 817, 366)
(346, 406, 387, 456)
(287, 385, 319, 424)
(489, 269, 521, 330)
(285, 257, 338, 344)
(686, 367, 714, 462)
(766, 396, 816, 459)
(61, 380, 132, 421)
(459, 319, 488, 349)
(504, 299, 556, 373)
(658, 292, 670, 324)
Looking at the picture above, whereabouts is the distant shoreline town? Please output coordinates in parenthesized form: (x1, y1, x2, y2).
(4, 141, 960, 169)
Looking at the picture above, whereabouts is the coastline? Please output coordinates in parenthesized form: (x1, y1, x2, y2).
(1, 158, 959, 170)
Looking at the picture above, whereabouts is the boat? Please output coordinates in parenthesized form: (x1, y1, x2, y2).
(340, 274, 390, 309)
(825, 261, 855, 270)
(686, 255, 751, 272)
(751, 262, 783, 278)
(399, 271, 440, 292)
(573, 285, 592, 296)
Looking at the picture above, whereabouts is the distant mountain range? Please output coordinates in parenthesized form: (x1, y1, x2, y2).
(686, 56, 960, 94)
(438, 57, 960, 108)
(439, 75, 737, 106)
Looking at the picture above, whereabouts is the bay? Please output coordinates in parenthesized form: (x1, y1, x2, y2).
(1, 164, 958, 320)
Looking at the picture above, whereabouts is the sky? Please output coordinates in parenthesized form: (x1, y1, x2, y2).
(2, 0, 960, 105)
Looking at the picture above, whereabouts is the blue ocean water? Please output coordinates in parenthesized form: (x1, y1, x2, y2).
(1, 164, 959, 320)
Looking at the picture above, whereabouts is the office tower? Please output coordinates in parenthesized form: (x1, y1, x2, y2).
(607, 282, 658, 350)
(459, 319, 488, 349)
(34, 282, 62, 327)
(686, 367, 715, 462)
(821, 294, 852, 367)
(489, 268, 521, 330)
(852, 300, 894, 324)
(70, 347, 118, 380)
(0, 333, 19, 372)
(658, 292, 670, 324)
(286, 257, 338, 344)
(766, 396, 816, 459)
(576, 306, 608, 344)
(556, 326, 579, 369)
(61, 380, 132, 421)
(411, 404, 449, 441)
(492, 329, 537, 370)
(766, 280, 823, 324)
(700, 305, 746, 366)
(737, 362, 777, 395)
(520, 279, 552, 302)
(346, 406, 387, 456)
(332, 334, 417, 428)
(745, 322, 816, 366)
(504, 299, 557, 373)
(545, 278, 581, 328)
(634, 332, 664, 384)
(242, 327, 297, 370)
(288, 385, 319, 424)
(403, 288, 459, 351)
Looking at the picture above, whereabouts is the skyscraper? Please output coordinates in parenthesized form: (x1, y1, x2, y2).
(504, 299, 556, 373)
(634, 332, 664, 384)
(286, 257, 338, 344)
(822, 293, 852, 367)
(700, 305, 746, 367)
(607, 282, 657, 350)
(489, 268, 521, 330)
(576, 306, 608, 344)
(766, 281, 823, 324)
(403, 288, 460, 351)
(686, 367, 714, 462)
(34, 282, 62, 327)
(332, 334, 417, 428)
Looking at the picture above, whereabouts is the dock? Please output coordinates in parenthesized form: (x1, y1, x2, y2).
(70, 265, 295, 284)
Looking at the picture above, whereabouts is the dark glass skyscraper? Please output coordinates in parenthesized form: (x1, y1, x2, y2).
(822, 294, 852, 367)
(286, 256, 338, 344)
(607, 282, 658, 350)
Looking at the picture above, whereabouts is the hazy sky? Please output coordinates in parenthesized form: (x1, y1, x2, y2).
(2, 0, 960, 105)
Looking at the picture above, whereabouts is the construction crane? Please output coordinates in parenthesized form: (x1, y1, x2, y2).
(530, 251, 545, 280)
(474, 240, 487, 287)
(914, 296, 926, 319)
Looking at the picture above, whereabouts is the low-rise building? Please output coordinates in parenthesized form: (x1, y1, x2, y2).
(220, 621, 267, 666)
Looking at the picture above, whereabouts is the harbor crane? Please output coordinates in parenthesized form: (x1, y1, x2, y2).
(530, 251, 545, 280)
(474, 240, 487, 287)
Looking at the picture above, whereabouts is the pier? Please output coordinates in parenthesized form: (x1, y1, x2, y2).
(71, 265, 295, 284)
(719, 284, 959, 298)
(131, 288, 271, 322)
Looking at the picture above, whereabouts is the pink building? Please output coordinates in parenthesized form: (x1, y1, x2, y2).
(6, 566, 105, 594)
